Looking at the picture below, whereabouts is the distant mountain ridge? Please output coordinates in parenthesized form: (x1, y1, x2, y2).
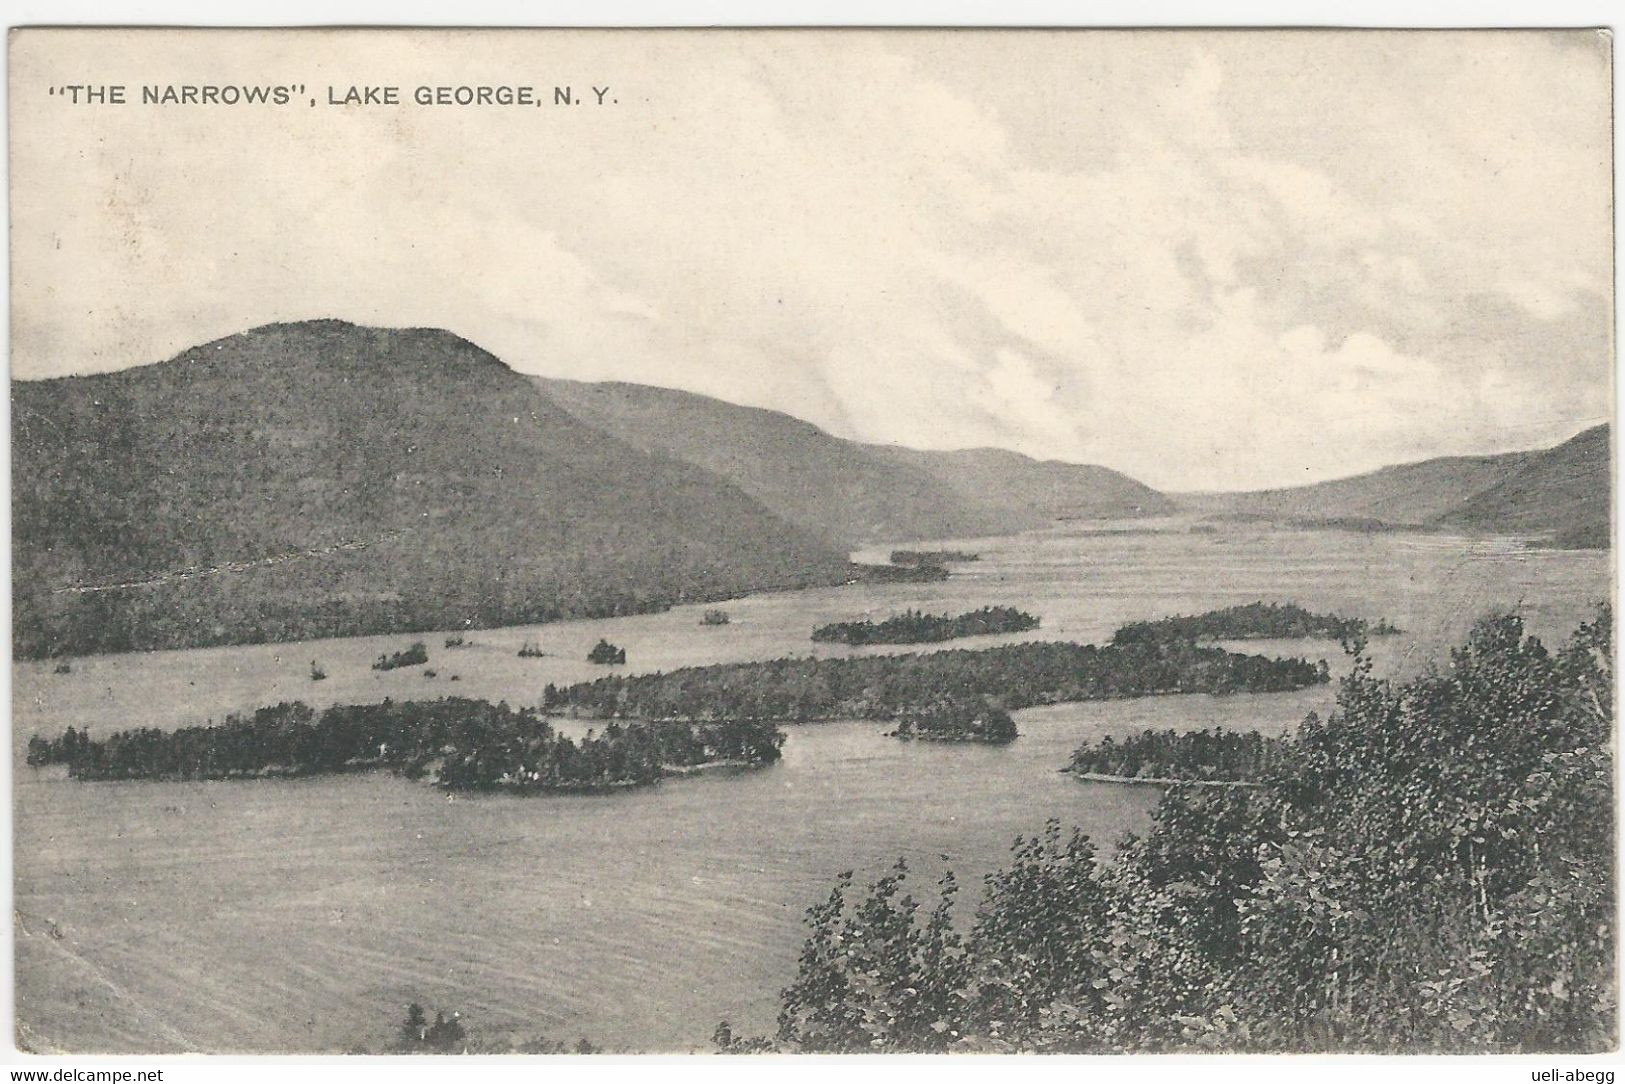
(1441, 425, 1611, 547)
(1185, 424, 1610, 546)
(539, 378, 1170, 544)
(12, 319, 1609, 658)
(537, 379, 1007, 544)
(864, 444, 1174, 526)
(1182, 451, 1535, 525)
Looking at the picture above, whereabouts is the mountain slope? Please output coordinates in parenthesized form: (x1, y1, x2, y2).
(1441, 424, 1611, 545)
(865, 445, 1174, 523)
(1185, 451, 1535, 525)
(1185, 424, 1610, 545)
(537, 378, 1011, 544)
(13, 321, 850, 657)
(540, 378, 1168, 544)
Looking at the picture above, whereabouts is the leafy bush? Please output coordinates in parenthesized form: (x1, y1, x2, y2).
(393, 1003, 599, 1055)
(1067, 728, 1282, 781)
(398, 1003, 466, 1053)
(754, 607, 1613, 1053)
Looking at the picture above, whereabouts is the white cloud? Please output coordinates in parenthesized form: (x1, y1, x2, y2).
(8, 29, 1612, 490)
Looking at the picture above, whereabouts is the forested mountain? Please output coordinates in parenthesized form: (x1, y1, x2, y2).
(864, 444, 1174, 523)
(13, 317, 1607, 659)
(1440, 424, 1610, 546)
(1186, 424, 1609, 545)
(540, 379, 1169, 544)
(1184, 451, 1537, 525)
(13, 321, 849, 657)
(538, 379, 1011, 544)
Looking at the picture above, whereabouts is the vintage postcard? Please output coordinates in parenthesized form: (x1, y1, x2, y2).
(8, 27, 1614, 1057)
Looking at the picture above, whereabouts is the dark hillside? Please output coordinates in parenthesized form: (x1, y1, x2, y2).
(1185, 424, 1609, 546)
(542, 379, 1171, 544)
(13, 321, 849, 657)
(1441, 424, 1609, 541)
(1184, 451, 1535, 525)
(866, 444, 1174, 522)
(539, 378, 1012, 544)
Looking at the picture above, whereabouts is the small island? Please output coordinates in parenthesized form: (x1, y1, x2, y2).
(1111, 601, 1400, 646)
(888, 698, 1016, 744)
(1064, 727, 1281, 785)
(847, 561, 950, 584)
(587, 639, 627, 665)
(890, 549, 979, 566)
(812, 605, 1040, 646)
(372, 642, 429, 671)
(27, 697, 784, 793)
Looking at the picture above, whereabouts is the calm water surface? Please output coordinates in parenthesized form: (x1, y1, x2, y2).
(13, 522, 1610, 1052)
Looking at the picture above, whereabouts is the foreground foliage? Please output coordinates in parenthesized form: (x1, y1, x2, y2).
(813, 606, 1040, 646)
(392, 1003, 599, 1055)
(1066, 728, 1283, 782)
(30, 697, 783, 792)
(1111, 601, 1399, 646)
(753, 608, 1613, 1053)
(398, 1003, 467, 1053)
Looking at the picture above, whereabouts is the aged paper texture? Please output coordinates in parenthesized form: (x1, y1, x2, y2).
(9, 27, 1614, 1055)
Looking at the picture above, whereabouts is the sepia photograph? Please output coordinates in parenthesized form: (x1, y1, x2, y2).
(6, 20, 1617, 1062)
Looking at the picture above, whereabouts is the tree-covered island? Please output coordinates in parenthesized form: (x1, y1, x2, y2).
(27, 697, 782, 792)
(848, 561, 951, 584)
(588, 639, 627, 665)
(813, 606, 1040, 646)
(888, 698, 1017, 744)
(1112, 602, 1400, 646)
(372, 641, 429, 671)
(543, 638, 1329, 724)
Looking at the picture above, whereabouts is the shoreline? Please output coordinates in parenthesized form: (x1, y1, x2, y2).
(1065, 770, 1263, 789)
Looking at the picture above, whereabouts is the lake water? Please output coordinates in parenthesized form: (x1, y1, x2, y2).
(12, 521, 1610, 1053)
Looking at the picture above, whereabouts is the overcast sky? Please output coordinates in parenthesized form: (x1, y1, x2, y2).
(9, 28, 1613, 490)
